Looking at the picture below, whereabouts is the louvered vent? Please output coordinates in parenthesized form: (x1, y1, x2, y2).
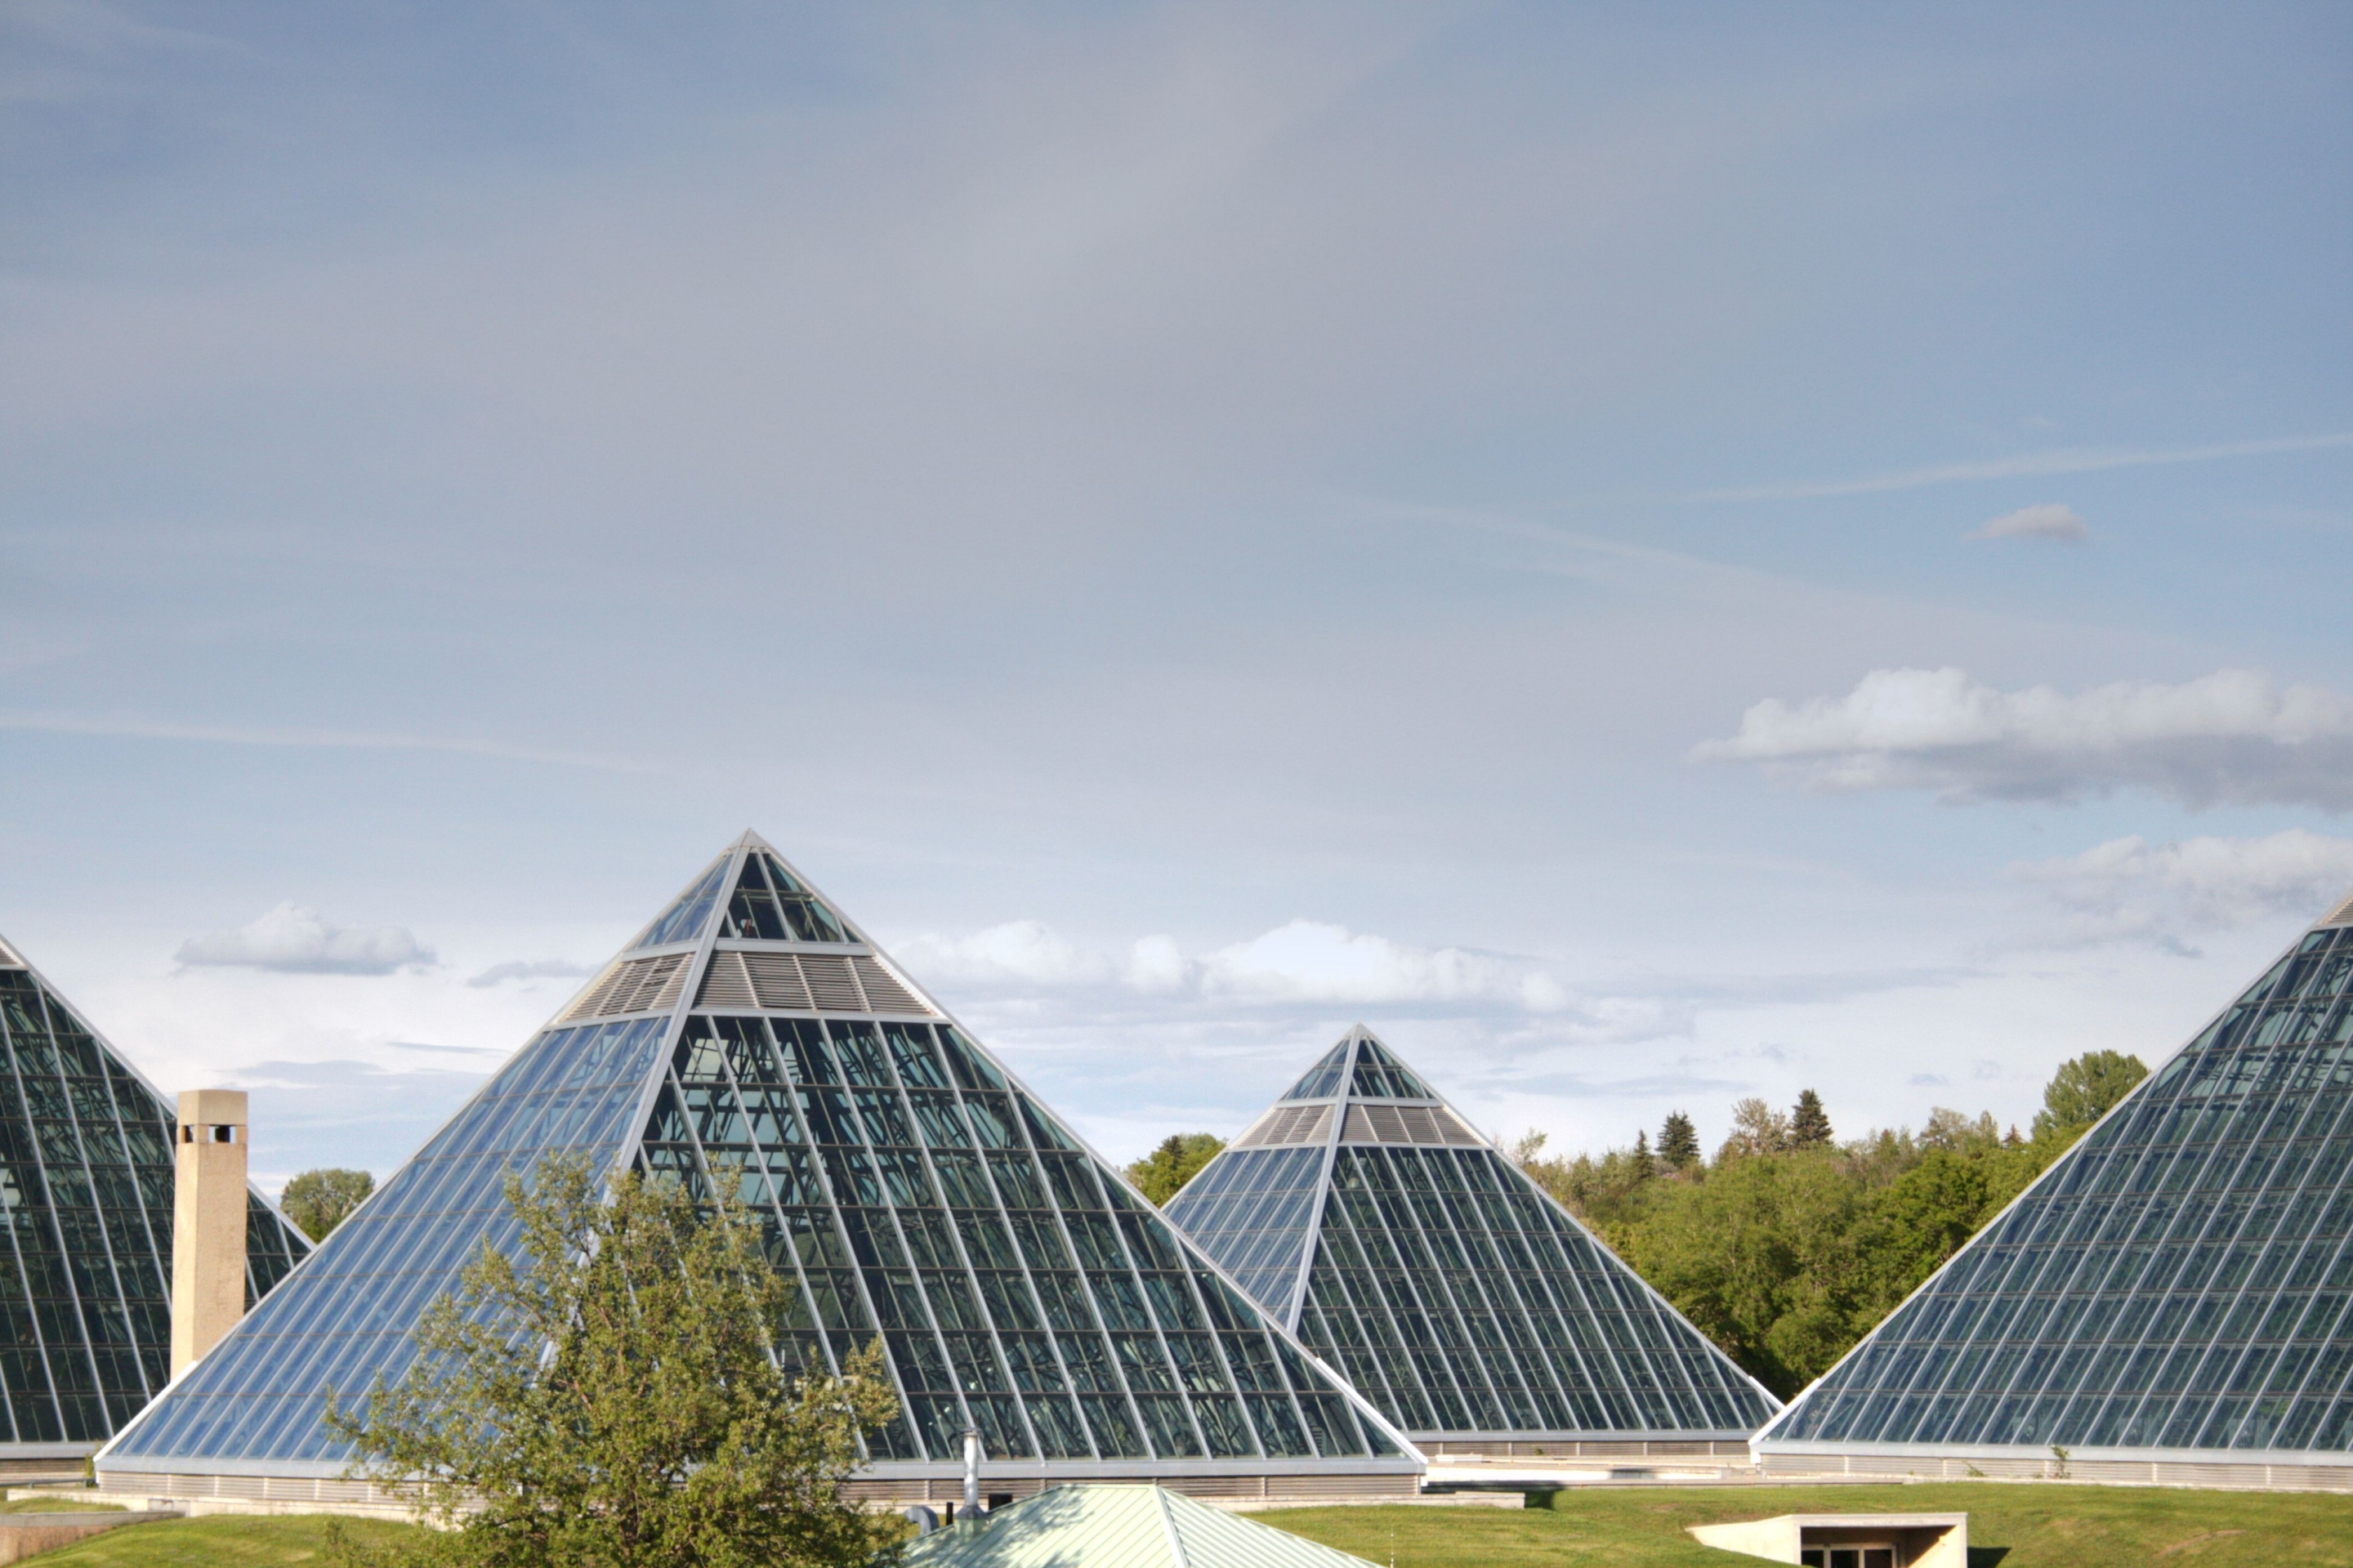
(1235, 1103, 1332, 1149)
(696, 952, 757, 1009)
(690, 949, 936, 1016)
(851, 956, 927, 1014)
(797, 954, 864, 1012)
(562, 953, 691, 1022)
(0, 937, 22, 969)
(2322, 890, 2353, 929)
(743, 954, 811, 1009)
(1340, 1102, 1481, 1146)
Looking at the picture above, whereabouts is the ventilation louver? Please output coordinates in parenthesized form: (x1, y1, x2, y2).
(1235, 1104, 1333, 1149)
(1339, 1102, 1481, 1146)
(690, 949, 934, 1016)
(564, 953, 691, 1021)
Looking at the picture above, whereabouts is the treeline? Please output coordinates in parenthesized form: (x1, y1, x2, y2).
(1511, 1051, 2149, 1397)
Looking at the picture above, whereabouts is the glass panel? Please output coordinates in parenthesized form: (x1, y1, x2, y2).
(0, 966, 310, 1446)
(1773, 931, 2353, 1454)
(105, 1017, 666, 1463)
(632, 856, 731, 949)
(107, 855, 1402, 1478)
(1169, 1031, 1778, 1441)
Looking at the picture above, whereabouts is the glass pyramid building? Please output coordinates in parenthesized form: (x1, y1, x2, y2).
(96, 835, 1419, 1502)
(0, 932, 307, 1460)
(1755, 890, 2353, 1488)
(1163, 1027, 1779, 1457)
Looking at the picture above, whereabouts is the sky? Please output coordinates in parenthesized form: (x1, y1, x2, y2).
(3, 2, 2350, 1194)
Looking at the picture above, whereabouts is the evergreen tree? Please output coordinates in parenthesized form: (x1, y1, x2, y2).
(327, 1155, 907, 1568)
(1630, 1129, 1655, 1181)
(282, 1168, 375, 1242)
(1126, 1133, 1226, 1205)
(1658, 1111, 1699, 1172)
(1789, 1089, 1833, 1149)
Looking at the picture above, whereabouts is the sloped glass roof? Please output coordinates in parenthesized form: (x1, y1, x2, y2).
(0, 942, 307, 1450)
(1761, 911, 2353, 1458)
(103, 837, 1411, 1479)
(1348, 1036, 1433, 1100)
(1167, 1027, 1779, 1440)
(630, 855, 732, 950)
(1280, 1042, 1351, 1101)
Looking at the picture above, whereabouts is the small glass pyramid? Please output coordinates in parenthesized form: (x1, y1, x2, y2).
(0, 935, 308, 1453)
(1166, 1025, 1779, 1446)
(1757, 891, 2353, 1476)
(98, 836, 1417, 1489)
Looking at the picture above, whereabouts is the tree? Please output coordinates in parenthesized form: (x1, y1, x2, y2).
(1658, 1112, 1699, 1173)
(2032, 1050, 2149, 1143)
(1629, 1130, 1655, 1182)
(327, 1155, 907, 1568)
(1788, 1090, 1832, 1149)
(1622, 1150, 1865, 1396)
(283, 1168, 375, 1242)
(1717, 1097, 1790, 1160)
(1127, 1133, 1226, 1205)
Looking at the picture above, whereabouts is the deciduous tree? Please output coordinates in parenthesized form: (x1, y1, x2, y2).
(282, 1168, 375, 1242)
(326, 1155, 906, 1568)
(1127, 1133, 1226, 1205)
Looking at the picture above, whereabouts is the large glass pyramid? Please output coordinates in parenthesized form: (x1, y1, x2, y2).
(1756, 891, 2353, 1481)
(0, 933, 308, 1454)
(1164, 1027, 1779, 1450)
(97, 836, 1418, 1490)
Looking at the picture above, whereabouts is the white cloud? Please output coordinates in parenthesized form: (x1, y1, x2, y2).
(176, 903, 436, 976)
(1195, 919, 1565, 1009)
(899, 915, 1611, 1018)
(1972, 503, 2086, 542)
(1695, 667, 2353, 807)
(2015, 829, 2353, 951)
(895, 921, 1118, 987)
(466, 958, 597, 988)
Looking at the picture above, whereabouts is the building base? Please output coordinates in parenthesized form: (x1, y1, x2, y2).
(1755, 1446, 2353, 1493)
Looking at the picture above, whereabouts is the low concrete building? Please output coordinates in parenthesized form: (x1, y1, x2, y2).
(1688, 1512, 1967, 1568)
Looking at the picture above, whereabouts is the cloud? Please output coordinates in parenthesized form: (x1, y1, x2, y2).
(895, 922, 1124, 987)
(0, 713, 653, 773)
(1682, 431, 2353, 503)
(466, 958, 598, 988)
(2014, 829, 2353, 952)
(1909, 1073, 1949, 1088)
(176, 903, 436, 976)
(1695, 667, 2353, 807)
(229, 1057, 490, 1185)
(1194, 919, 1570, 1010)
(1973, 503, 2086, 542)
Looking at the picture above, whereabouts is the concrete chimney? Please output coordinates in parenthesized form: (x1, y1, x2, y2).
(172, 1089, 248, 1378)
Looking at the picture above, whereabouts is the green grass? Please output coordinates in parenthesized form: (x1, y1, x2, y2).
(0, 1496, 123, 1514)
(1261, 1482, 2353, 1568)
(10, 1513, 424, 1566)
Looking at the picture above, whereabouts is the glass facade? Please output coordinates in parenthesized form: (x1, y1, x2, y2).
(0, 946, 307, 1448)
(1168, 1028, 1778, 1440)
(1765, 914, 2353, 1457)
(102, 837, 1408, 1476)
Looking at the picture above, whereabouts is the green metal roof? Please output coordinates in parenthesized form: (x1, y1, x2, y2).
(903, 1485, 1377, 1568)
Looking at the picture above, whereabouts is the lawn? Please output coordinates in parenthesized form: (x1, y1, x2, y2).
(10, 1484, 2351, 1566)
(0, 1496, 123, 1514)
(1261, 1482, 2353, 1568)
(9, 1512, 423, 1566)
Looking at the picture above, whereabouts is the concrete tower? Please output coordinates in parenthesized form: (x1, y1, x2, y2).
(172, 1089, 250, 1378)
